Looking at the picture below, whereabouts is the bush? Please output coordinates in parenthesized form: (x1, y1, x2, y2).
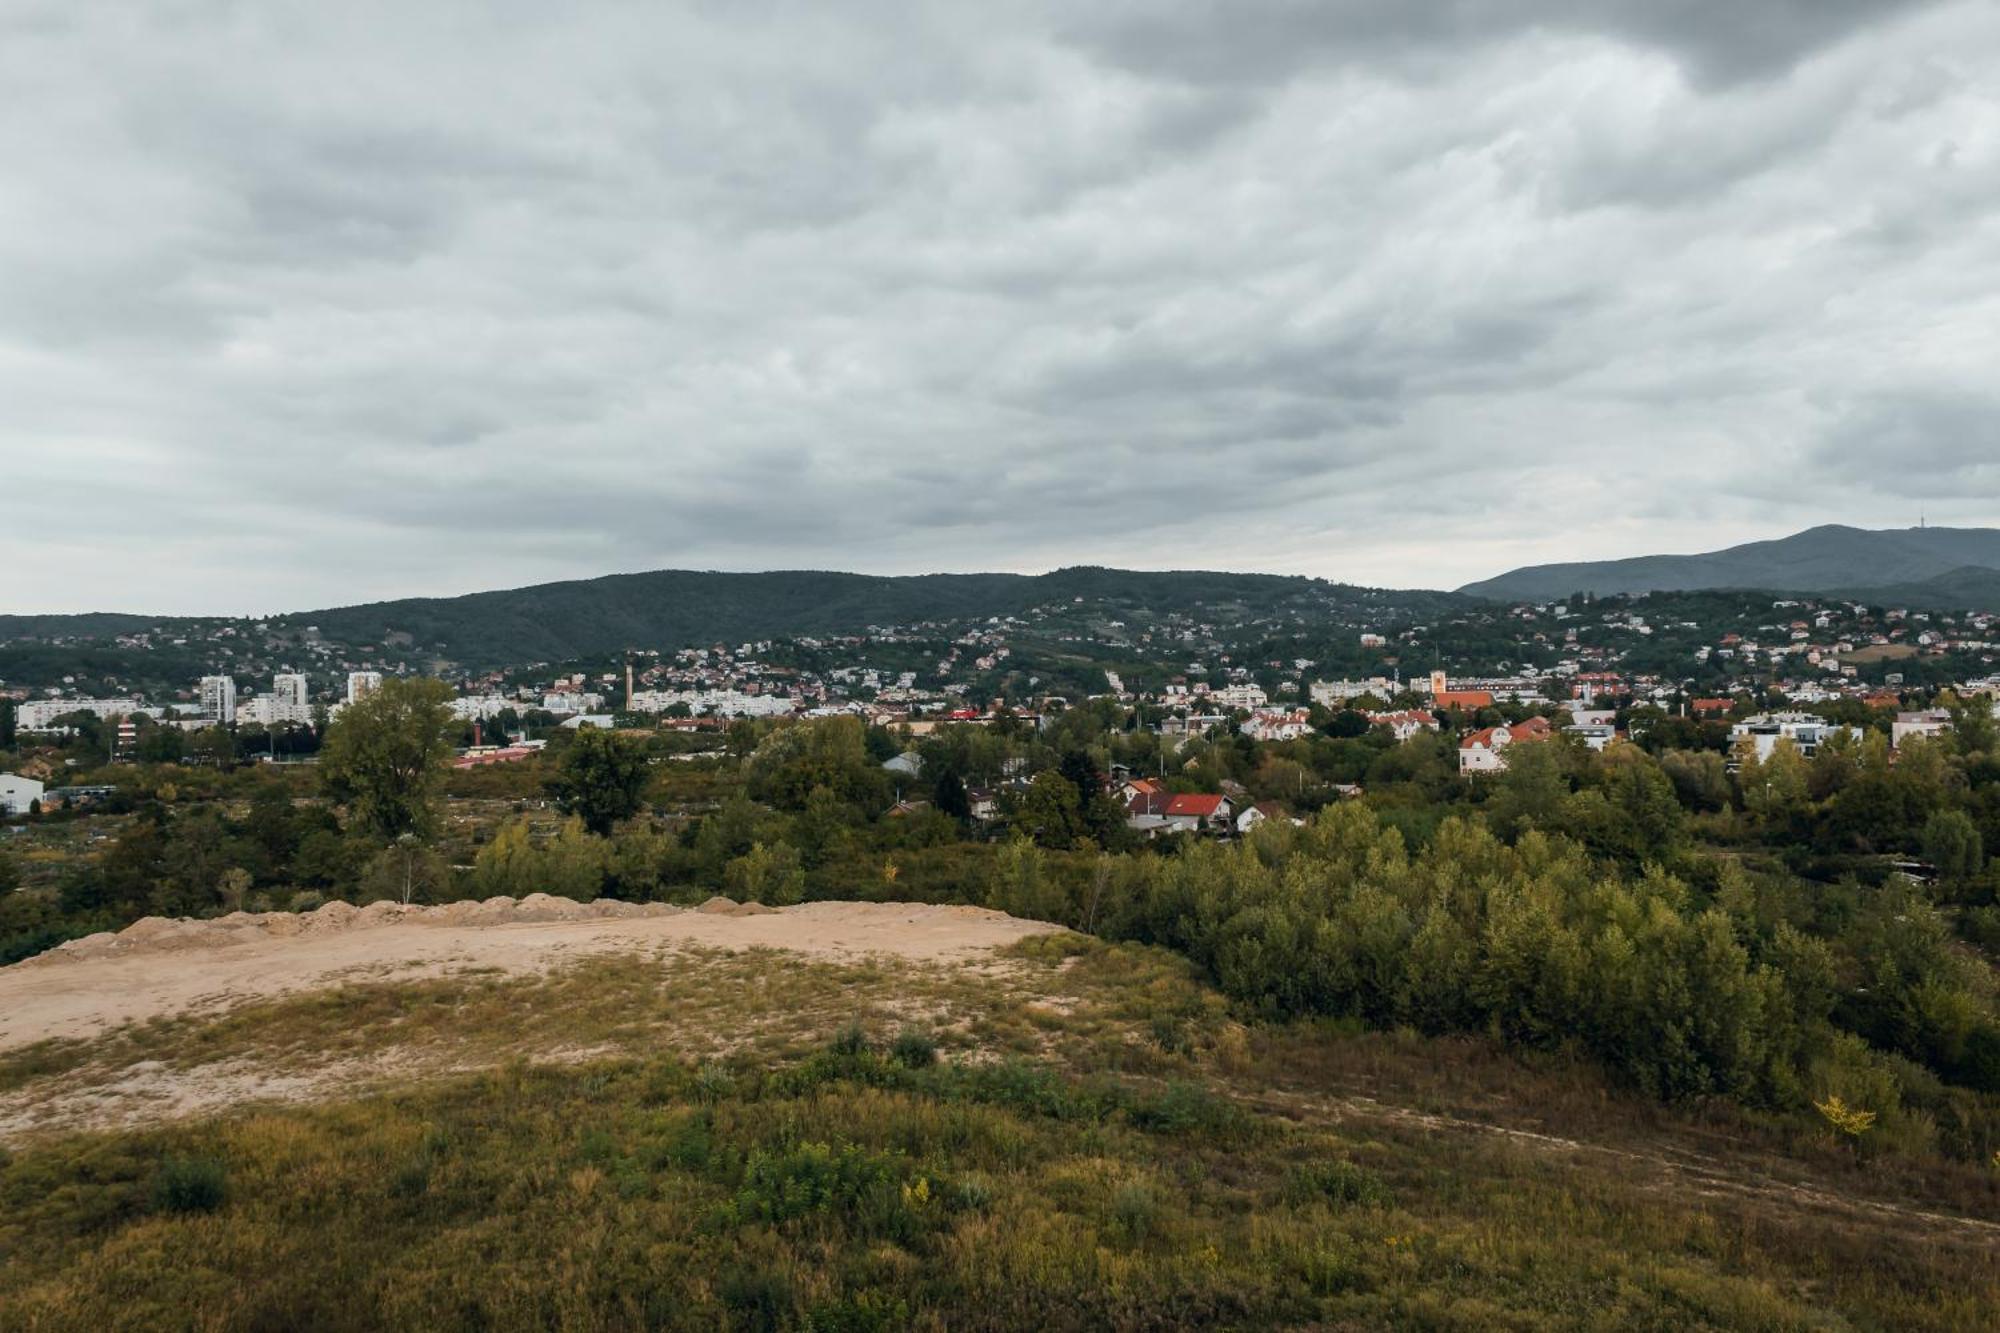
(829, 1021, 871, 1058)
(1127, 1080, 1240, 1136)
(1109, 1180, 1160, 1244)
(888, 1028, 937, 1069)
(1282, 1158, 1390, 1209)
(151, 1154, 228, 1215)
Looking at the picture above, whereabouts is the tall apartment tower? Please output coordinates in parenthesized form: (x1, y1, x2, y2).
(347, 671, 384, 705)
(273, 673, 309, 710)
(199, 675, 237, 721)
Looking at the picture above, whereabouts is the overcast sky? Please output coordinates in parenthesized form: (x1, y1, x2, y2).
(4, 1, 1998, 615)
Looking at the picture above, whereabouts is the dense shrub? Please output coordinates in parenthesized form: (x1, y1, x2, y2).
(150, 1155, 227, 1215)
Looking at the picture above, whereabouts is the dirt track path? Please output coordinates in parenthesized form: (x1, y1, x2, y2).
(1253, 1086, 2000, 1245)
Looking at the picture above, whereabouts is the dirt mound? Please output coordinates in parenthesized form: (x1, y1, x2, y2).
(0, 900, 1062, 1054)
(18, 896, 687, 968)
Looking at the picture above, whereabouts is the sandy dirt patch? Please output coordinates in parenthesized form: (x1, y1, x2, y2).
(0, 897, 1060, 1052)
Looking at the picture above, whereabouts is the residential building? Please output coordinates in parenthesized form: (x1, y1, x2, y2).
(199, 675, 237, 722)
(1891, 710, 1952, 749)
(1365, 710, 1440, 742)
(16, 698, 147, 731)
(273, 673, 309, 712)
(1458, 716, 1555, 774)
(347, 671, 383, 704)
(1310, 677, 1397, 707)
(1728, 713, 1852, 762)
(1160, 793, 1234, 834)
(1239, 708, 1313, 742)
(1209, 683, 1268, 711)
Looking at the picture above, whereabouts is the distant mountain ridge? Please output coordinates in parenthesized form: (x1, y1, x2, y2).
(1, 567, 1476, 668)
(289, 566, 1473, 665)
(1460, 525, 2000, 607)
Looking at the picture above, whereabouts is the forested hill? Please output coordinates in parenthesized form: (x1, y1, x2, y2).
(283, 566, 1475, 665)
(1461, 524, 2000, 605)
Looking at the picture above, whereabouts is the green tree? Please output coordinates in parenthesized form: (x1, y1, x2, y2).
(1010, 770, 1082, 849)
(932, 769, 971, 823)
(0, 845, 19, 896)
(319, 678, 457, 842)
(547, 728, 651, 836)
(725, 840, 805, 905)
(1922, 808, 1984, 888)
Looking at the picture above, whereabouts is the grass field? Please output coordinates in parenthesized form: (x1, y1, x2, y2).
(1, 936, 1995, 1330)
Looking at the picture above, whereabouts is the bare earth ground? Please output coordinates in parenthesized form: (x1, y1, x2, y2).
(1, 893, 1995, 1282)
(0, 896, 1059, 1052)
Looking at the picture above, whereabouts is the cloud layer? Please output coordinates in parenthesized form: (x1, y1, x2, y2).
(2, 0, 1996, 613)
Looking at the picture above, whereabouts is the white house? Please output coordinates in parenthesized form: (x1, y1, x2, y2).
(1728, 713, 1852, 762)
(1365, 709, 1439, 742)
(1564, 723, 1618, 751)
(0, 773, 46, 816)
(1160, 793, 1233, 834)
(1235, 801, 1298, 835)
(1239, 708, 1313, 742)
(1458, 717, 1555, 774)
(1891, 710, 1952, 749)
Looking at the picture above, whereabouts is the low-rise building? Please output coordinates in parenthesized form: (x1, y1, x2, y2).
(0, 772, 46, 815)
(1891, 710, 1952, 749)
(1729, 713, 1852, 762)
(1239, 708, 1313, 742)
(1365, 710, 1440, 742)
(1458, 716, 1554, 774)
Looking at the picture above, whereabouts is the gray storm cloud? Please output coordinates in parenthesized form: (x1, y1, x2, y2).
(0, 0, 1995, 613)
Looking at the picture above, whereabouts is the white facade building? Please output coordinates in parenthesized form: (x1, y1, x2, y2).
(199, 675, 237, 722)
(1239, 708, 1314, 742)
(1891, 710, 1952, 749)
(273, 673, 309, 711)
(16, 698, 147, 730)
(346, 671, 383, 705)
(0, 772, 46, 815)
(1208, 683, 1269, 711)
(1310, 678, 1397, 707)
(1729, 713, 1853, 762)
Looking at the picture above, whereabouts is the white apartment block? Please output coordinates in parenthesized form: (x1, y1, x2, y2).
(16, 698, 147, 730)
(199, 675, 237, 721)
(273, 673, 309, 710)
(1208, 683, 1269, 711)
(347, 671, 383, 704)
(1310, 678, 1397, 708)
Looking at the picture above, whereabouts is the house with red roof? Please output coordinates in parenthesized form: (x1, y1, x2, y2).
(1458, 716, 1554, 775)
(1365, 709, 1440, 742)
(1160, 792, 1234, 835)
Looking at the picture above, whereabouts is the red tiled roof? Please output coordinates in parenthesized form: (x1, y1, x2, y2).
(1163, 793, 1226, 818)
(1434, 690, 1493, 709)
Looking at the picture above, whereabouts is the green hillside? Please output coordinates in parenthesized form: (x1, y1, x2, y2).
(285, 566, 1475, 665)
(1461, 525, 2000, 602)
